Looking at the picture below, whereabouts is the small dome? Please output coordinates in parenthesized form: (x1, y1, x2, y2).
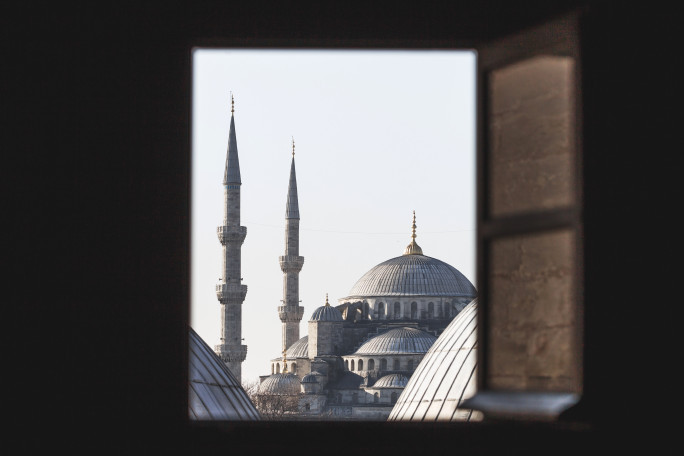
(373, 374, 409, 388)
(258, 373, 301, 395)
(309, 294, 343, 322)
(353, 327, 437, 355)
(301, 372, 320, 384)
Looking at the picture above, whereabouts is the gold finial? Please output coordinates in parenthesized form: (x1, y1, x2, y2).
(282, 349, 288, 373)
(292, 137, 295, 158)
(231, 92, 234, 114)
(403, 210, 423, 255)
(325, 293, 330, 307)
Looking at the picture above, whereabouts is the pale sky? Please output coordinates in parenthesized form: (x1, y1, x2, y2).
(191, 49, 477, 384)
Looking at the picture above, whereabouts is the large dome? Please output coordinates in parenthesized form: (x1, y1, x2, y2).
(353, 327, 437, 355)
(345, 254, 476, 299)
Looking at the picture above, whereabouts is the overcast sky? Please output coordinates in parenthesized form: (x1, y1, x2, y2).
(191, 49, 477, 383)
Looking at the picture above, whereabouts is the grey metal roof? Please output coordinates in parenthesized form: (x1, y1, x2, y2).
(301, 373, 320, 383)
(188, 327, 260, 420)
(285, 157, 299, 219)
(309, 304, 343, 322)
(352, 327, 437, 355)
(388, 300, 481, 422)
(223, 114, 241, 185)
(258, 372, 301, 395)
(344, 254, 476, 299)
(373, 374, 409, 389)
(271, 336, 309, 361)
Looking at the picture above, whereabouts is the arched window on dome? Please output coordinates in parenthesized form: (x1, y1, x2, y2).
(351, 359, 355, 371)
(374, 392, 379, 403)
(358, 359, 364, 371)
(438, 302, 443, 318)
(393, 358, 400, 370)
(271, 363, 274, 374)
(368, 359, 375, 370)
(407, 359, 414, 370)
(444, 301, 451, 318)
(276, 363, 281, 374)
(363, 302, 369, 319)
(411, 302, 417, 319)
(394, 302, 401, 319)
(391, 392, 398, 404)
(380, 358, 387, 370)
(345, 359, 349, 370)
(378, 302, 385, 319)
(428, 302, 434, 318)
(291, 362, 297, 374)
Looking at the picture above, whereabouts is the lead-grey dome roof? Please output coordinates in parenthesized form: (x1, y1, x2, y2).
(344, 254, 476, 299)
(353, 327, 437, 355)
(388, 299, 481, 422)
(309, 305, 343, 322)
(373, 374, 409, 389)
(188, 327, 260, 420)
(286, 336, 309, 359)
(258, 372, 301, 395)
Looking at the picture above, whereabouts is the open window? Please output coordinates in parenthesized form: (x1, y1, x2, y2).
(464, 13, 583, 420)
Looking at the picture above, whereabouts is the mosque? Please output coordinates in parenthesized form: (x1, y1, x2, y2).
(209, 97, 478, 420)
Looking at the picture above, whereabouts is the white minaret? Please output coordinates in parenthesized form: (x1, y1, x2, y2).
(278, 139, 305, 352)
(214, 94, 248, 381)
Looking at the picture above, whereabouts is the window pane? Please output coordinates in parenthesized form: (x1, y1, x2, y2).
(487, 229, 579, 392)
(488, 56, 575, 216)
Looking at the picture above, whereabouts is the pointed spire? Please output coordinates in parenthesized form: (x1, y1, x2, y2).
(223, 92, 241, 185)
(403, 210, 424, 255)
(285, 138, 300, 219)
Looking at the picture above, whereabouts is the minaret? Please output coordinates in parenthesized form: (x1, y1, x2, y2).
(215, 93, 248, 381)
(278, 138, 305, 352)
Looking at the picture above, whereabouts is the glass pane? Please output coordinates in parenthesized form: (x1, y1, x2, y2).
(487, 229, 579, 392)
(488, 55, 575, 216)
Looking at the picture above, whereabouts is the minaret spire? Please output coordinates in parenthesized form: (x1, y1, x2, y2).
(279, 139, 305, 352)
(215, 92, 248, 381)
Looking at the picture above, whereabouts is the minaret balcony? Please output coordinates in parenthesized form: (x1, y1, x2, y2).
(214, 344, 248, 363)
(278, 305, 305, 322)
(279, 255, 304, 273)
(217, 225, 247, 245)
(216, 283, 248, 304)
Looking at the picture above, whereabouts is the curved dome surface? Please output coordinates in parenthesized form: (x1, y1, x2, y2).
(309, 305, 343, 322)
(373, 374, 409, 389)
(258, 373, 301, 395)
(301, 372, 320, 384)
(353, 327, 437, 355)
(346, 254, 476, 298)
(284, 336, 309, 359)
(388, 300, 481, 422)
(188, 328, 260, 420)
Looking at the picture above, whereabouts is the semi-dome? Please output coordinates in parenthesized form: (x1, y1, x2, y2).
(258, 372, 301, 395)
(310, 294, 344, 322)
(373, 374, 409, 389)
(388, 299, 481, 422)
(353, 327, 437, 355)
(284, 336, 309, 359)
